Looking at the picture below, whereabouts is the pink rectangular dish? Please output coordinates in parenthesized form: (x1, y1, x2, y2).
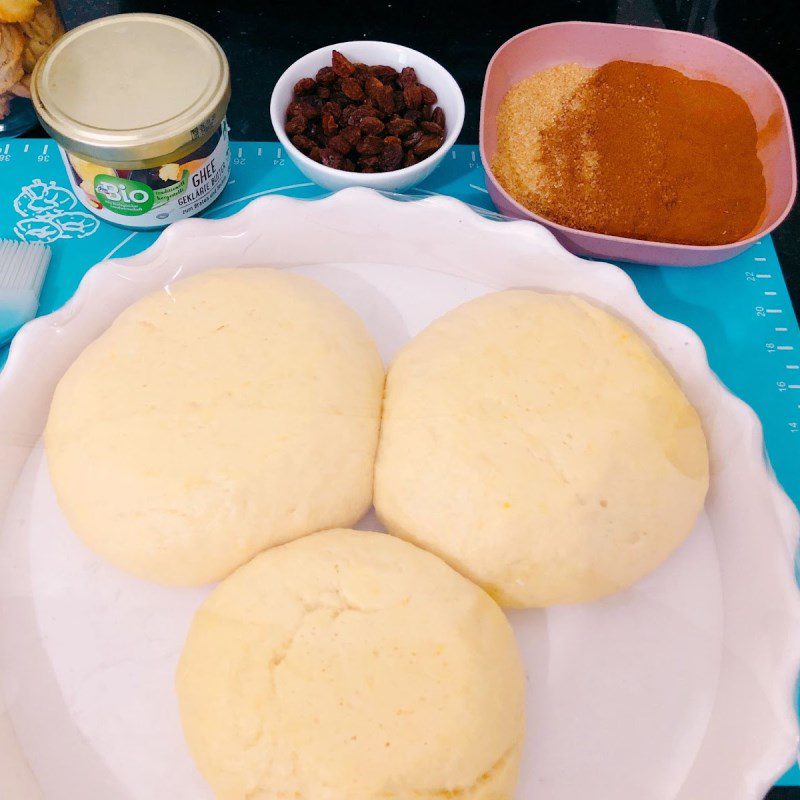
(479, 21, 797, 267)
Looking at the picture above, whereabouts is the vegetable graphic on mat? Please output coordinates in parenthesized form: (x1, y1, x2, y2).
(13, 179, 99, 243)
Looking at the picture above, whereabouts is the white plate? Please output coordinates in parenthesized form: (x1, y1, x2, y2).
(0, 189, 798, 800)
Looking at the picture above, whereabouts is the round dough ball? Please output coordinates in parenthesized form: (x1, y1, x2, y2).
(45, 268, 384, 586)
(375, 290, 709, 607)
(176, 529, 525, 800)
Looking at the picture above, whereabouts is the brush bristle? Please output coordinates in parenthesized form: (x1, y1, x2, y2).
(0, 240, 51, 293)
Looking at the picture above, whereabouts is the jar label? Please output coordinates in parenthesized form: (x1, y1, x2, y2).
(60, 122, 231, 229)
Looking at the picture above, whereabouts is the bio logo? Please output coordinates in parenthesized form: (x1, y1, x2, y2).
(94, 175, 155, 216)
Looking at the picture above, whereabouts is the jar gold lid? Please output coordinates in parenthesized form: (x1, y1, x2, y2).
(32, 13, 230, 165)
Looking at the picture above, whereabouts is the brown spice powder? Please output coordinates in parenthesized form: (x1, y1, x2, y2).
(493, 60, 767, 246)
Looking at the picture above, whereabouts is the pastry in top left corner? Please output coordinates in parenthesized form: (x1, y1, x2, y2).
(44, 267, 385, 586)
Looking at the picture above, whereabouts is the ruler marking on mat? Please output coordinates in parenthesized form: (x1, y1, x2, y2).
(765, 291, 777, 296)
(257, 147, 262, 157)
(767, 309, 783, 314)
(754, 256, 767, 262)
(777, 345, 794, 351)
(776, 327, 789, 332)
(42, 143, 48, 155)
(756, 273, 772, 279)
(23, 143, 29, 153)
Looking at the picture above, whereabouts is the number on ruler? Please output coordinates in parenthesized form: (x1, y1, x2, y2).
(0, 153, 10, 162)
(745, 271, 756, 281)
(233, 157, 246, 166)
(37, 154, 50, 162)
(273, 159, 285, 166)
(756, 305, 766, 317)
(766, 342, 776, 352)
(789, 422, 799, 434)
(777, 381, 787, 392)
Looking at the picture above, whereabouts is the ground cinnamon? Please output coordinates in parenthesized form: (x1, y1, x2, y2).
(538, 60, 766, 245)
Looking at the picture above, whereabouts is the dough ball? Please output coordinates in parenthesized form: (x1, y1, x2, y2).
(176, 529, 525, 800)
(375, 290, 709, 607)
(45, 268, 384, 586)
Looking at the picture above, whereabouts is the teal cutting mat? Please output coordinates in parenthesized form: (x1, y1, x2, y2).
(2, 139, 799, 787)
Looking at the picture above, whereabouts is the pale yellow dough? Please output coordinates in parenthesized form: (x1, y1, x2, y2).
(176, 529, 525, 800)
(45, 268, 384, 586)
(375, 290, 709, 607)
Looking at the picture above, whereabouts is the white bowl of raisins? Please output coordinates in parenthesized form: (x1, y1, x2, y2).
(270, 41, 465, 192)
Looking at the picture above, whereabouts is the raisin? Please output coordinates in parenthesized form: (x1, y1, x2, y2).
(360, 116, 385, 135)
(365, 76, 385, 103)
(293, 77, 316, 95)
(316, 66, 337, 85)
(341, 76, 365, 101)
(393, 90, 406, 112)
(361, 167, 378, 173)
(285, 115, 307, 135)
(420, 121, 443, 135)
(290, 98, 321, 119)
(421, 104, 433, 122)
(403, 150, 417, 168)
(358, 155, 380, 169)
(341, 125, 362, 146)
(403, 109, 421, 122)
(380, 137, 404, 171)
(320, 148, 345, 169)
(286, 100, 305, 118)
(350, 104, 379, 124)
(309, 146, 322, 163)
(387, 117, 415, 137)
(398, 66, 418, 87)
(421, 85, 438, 104)
(357, 135, 384, 155)
(370, 64, 399, 80)
(403, 130, 423, 150)
(377, 85, 395, 114)
(332, 50, 356, 77)
(291, 134, 315, 153)
(322, 101, 342, 121)
(414, 135, 443, 158)
(403, 84, 423, 109)
(322, 113, 338, 136)
(342, 158, 356, 172)
(316, 86, 331, 99)
(432, 106, 445, 128)
(328, 132, 355, 155)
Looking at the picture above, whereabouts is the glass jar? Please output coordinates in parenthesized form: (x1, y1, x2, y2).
(0, 0, 65, 137)
(30, 13, 231, 229)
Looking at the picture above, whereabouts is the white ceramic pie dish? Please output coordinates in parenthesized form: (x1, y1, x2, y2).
(0, 188, 797, 800)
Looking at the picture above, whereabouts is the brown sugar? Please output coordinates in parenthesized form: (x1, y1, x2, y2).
(492, 60, 766, 246)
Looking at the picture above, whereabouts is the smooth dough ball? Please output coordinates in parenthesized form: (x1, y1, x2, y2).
(375, 290, 709, 607)
(176, 529, 525, 800)
(45, 268, 384, 586)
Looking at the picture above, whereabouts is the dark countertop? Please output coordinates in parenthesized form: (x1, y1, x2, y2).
(41, 3, 800, 798)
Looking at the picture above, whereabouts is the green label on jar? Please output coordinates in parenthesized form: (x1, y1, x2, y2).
(94, 175, 155, 216)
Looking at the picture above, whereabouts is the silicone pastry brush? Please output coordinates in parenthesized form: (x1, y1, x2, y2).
(0, 240, 51, 346)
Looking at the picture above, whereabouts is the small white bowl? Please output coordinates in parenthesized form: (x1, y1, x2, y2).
(270, 40, 465, 192)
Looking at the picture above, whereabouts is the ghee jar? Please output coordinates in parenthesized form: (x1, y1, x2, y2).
(31, 14, 231, 229)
